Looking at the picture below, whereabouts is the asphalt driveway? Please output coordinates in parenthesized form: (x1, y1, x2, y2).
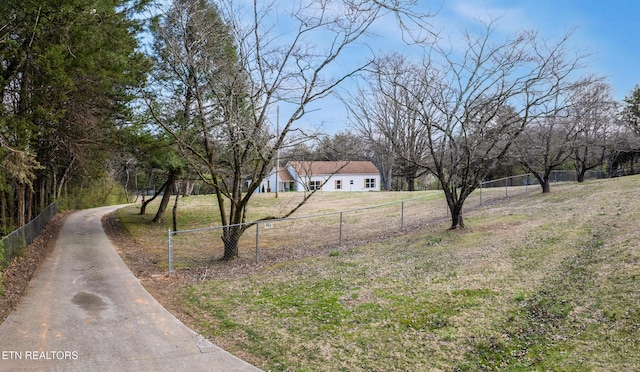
(0, 205, 261, 371)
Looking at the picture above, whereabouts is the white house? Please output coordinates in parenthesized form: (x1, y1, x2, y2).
(257, 161, 381, 193)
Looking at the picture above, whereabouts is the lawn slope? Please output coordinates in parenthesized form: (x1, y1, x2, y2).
(121, 178, 640, 371)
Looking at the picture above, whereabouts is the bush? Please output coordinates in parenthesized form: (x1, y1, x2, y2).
(58, 177, 128, 211)
(0, 240, 7, 270)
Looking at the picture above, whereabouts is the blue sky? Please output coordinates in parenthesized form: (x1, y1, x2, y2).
(431, 0, 639, 100)
(301, 0, 640, 134)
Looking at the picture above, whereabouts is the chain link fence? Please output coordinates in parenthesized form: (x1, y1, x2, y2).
(166, 169, 615, 276)
(478, 173, 534, 205)
(1, 202, 58, 269)
(167, 195, 448, 275)
(476, 170, 610, 206)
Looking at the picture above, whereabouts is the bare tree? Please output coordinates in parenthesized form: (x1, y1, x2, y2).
(315, 131, 372, 162)
(516, 114, 579, 193)
(346, 85, 395, 189)
(609, 85, 640, 176)
(146, 0, 433, 258)
(404, 23, 588, 228)
(516, 76, 606, 192)
(570, 80, 617, 182)
(347, 53, 430, 190)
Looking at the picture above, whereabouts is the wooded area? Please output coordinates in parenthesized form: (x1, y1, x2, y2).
(3, 0, 640, 242)
(0, 0, 149, 234)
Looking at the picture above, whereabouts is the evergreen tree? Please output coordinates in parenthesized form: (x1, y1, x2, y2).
(0, 0, 149, 229)
(622, 85, 640, 135)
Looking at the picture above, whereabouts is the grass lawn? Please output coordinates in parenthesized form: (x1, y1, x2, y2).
(115, 190, 445, 267)
(118, 178, 640, 370)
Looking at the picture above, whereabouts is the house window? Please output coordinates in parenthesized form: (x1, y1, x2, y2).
(335, 180, 342, 190)
(309, 180, 322, 191)
(365, 178, 376, 189)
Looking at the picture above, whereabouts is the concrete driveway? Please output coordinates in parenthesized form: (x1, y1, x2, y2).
(0, 205, 261, 371)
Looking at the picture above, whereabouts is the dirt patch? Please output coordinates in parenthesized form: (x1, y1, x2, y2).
(0, 211, 71, 323)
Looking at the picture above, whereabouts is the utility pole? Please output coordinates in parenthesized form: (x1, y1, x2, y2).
(275, 106, 279, 198)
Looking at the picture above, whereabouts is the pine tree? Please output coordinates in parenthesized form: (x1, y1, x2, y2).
(0, 0, 150, 228)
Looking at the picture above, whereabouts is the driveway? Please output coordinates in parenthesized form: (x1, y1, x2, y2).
(0, 205, 261, 371)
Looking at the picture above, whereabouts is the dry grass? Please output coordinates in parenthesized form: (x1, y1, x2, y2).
(116, 178, 640, 370)
(117, 190, 444, 269)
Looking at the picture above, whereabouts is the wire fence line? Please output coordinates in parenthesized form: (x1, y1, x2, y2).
(166, 169, 615, 276)
(0, 168, 617, 275)
(0, 202, 58, 269)
(478, 169, 610, 205)
(480, 169, 607, 189)
(167, 195, 449, 276)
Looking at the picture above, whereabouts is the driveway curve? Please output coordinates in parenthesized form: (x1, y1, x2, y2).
(0, 205, 261, 371)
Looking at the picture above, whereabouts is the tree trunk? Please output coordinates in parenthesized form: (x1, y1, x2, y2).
(172, 184, 180, 232)
(52, 171, 58, 200)
(124, 164, 131, 203)
(140, 178, 170, 215)
(221, 225, 241, 260)
(25, 189, 33, 223)
(406, 175, 415, 191)
(17, 183, 26, 227)
(1, 191, 7, 234)
(133, 173, 140, 203)
(152, 170, 178, 223)
(184, 180, 195, 196)
(541, 176, 551, 193)
(449, 203, 465, 230)
(39, 179, 46, 211)
(57, 156, 75, 199)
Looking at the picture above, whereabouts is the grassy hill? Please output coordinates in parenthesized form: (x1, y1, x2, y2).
(117, 177, 640, 371)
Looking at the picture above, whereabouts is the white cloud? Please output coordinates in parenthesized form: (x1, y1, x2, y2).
(448, 0, 533, 35)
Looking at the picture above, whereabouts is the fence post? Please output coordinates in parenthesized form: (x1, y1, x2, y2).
(168, 230, 173, 277)
(24, 221, 31, 246)
(255, 222, 260, 262)
(339, 212, 343, 245)
(479, 181, 483, 206)
(505, 177, 508, 198)
(400, 201, 404, 231)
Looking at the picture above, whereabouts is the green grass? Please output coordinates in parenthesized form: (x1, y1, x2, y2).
(122, 177, 640, 370)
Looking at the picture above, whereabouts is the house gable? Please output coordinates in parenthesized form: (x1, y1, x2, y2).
(288, 161, 379, 176)
(288, 161, 380, 192)
(256, 161, 380, 193)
